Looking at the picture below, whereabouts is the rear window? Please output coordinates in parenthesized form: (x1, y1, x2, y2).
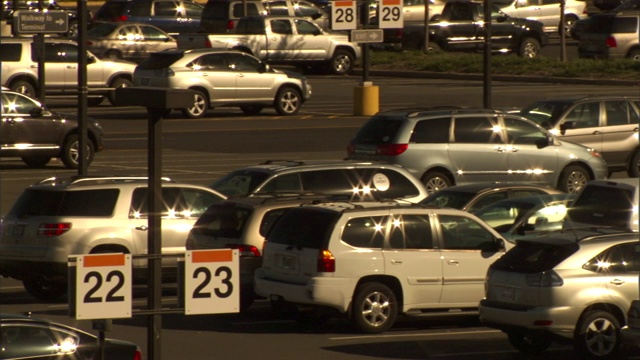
(267, 208, 337, 248)
(584, 14, 616, 33)
(190, 204, 251, 239)
(136, 51, 185, 69)
(490, 240, 578, 273)
(202, 1, 227, 20)
(9, 189, 119, 217)
(0, 43, 22, 61)
(210, 170, 270, 197)
(611, 16, 638, 33)
(567, 184, 634, 229)
(351, 117, 404, 144)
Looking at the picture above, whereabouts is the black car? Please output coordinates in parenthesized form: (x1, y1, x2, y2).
(94, 0, 204, 34)
(0, 90, 104, 168)
(1, 0, 92, 37)
(0, 313, 141, 359)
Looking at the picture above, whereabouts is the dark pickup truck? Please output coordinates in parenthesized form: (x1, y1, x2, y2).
(402, 0, 549, 58)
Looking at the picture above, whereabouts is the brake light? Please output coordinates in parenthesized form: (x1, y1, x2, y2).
(225, 244, 261, 257)
(133, 348, 142, 360)
(38, 223, 71, 236)
(606, 36, 617, 48)
(317, 250, 335, 272)
(376, 144, 408, 156)
(525, 271, 563, 287)
(116, 15, 128, 22)
(227, 20, 234, 31)
(204, 38, 212, 48)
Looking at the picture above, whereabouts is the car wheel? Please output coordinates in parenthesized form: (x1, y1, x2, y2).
(240, 105, 264, 115)
(507, 332, 552, 355)
(23, 278, 67, 301)
(558, 165, 590, 194)
(574, 310, 622, 359)
(61, 134, 95, 169)
(65, 20, 79, 37)
(560, 15, 578, 38)
(21, 156, 51, 167)
(628, 149, 640, 177)
(105, 49, 123, 60)
(351, 282, 397, 334)
(519, 37, 541, 59)
(274, 87, 302, 115)
(329, 49, 354, 75)
(108, 77, 133, 106)
(427, 41, 442, 53)
(181, 90, 209, 119)
(627, 49, 640, 61)
(10, 80, 37, 98)
(422, 171, 451, 194)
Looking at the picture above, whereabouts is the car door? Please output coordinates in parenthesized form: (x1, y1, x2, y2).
(291, 18, 329, 60)
(436, 212, 507, 305)
(538, 0, 563, 31)
(176, 1, 203, 33)
(152, 0, 182, 33)
(600, 99, 640, 166)
(594, 242, 640, 309)
(557, 101, 604, 152)
(114, 24, 145, 60)
(381, 211, 443, 309)
(502, 115, 558, 185)
(0, 92, 61, 150)
(447, 116, 510, 184)
(198, 53, 238, 103)
(266, 18, 295, 59)
(226, 52, 276, 101)
(443, 1, 483, 50)
(41, 42, 68, 91)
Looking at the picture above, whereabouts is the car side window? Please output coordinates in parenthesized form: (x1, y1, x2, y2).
(465, 192, 508, 213)
(449, 3, 474, 21)
(410, 117, 450, 143)
(233, 3, 262, 17)
(117, 25, 140, 40)
(267, 0, 289, 15)
(453, 117, 501, 144)
(199, 54, 227, 70)
(295, 18, 321, 35)
(388, 214, 434, 250)
(438, 214, 497, 250)
(183, 1, 203, 16)
(612, 16, 638, 33)
(227, 53, 262, 72)
(130, 187, 189, 218)
(259, 173, 303, 193)
(0, 43, 22, 61)
(341, 216, 385, 248)
(141, 25, 168, 40)
(563, 102, 600, 128)
(0, 324, 73, 358)
(605, 100, 636, 126)
(129, 1, 152, 16)
(271, 19, 293, 34)
(2, 92, 39, 115)
(504, 117, 547, 145)
(260, 208, 290, 237)
(585, 243, 640, 273)
(181, 188, 224, 218)
(154, 1, 179, 16)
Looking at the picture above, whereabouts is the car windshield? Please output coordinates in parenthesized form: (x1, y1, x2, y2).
(267, 207, 337, 248)
(420, 190, 476, 209)
(519, 101, 572, 127)
(210, 170, 270, 197)
(136, 51, 184, 70)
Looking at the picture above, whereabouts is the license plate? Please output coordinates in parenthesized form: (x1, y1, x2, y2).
(499, 286, 515, 301)
(276, 254, 296, 270)
(11, 224, 24, 237)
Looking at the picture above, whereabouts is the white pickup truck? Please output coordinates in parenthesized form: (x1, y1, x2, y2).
(176, 16, 361, 75)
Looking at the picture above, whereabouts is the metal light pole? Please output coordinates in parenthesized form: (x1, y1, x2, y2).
(483, 0, 492, 109)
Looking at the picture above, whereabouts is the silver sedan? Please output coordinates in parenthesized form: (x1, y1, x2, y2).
(86, 22, 177, 63)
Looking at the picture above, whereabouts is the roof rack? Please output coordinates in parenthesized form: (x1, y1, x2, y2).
(36, 176, 175, 186)
(259, 160, 306, 166)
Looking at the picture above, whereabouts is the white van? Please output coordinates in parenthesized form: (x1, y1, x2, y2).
(495, 0, 588, 35)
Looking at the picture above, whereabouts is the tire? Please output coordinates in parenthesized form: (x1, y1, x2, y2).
(627, 149, 640, 177)
(627, 49, 640, 61)
(329, 49, 354, 75)
(560, 15, 578, 38)
(558, 165, 590, 194)
(519, 37, 541, 59)
(61, 134, 95, 169)
(108, 77, 133, 106)
(181, 90, 209, 119)
(507, 332, 552, 355)
(574, 310, 622, 359)
(351, 282, 397, 334)
(23, 278, 67, 301)
(427, 41, 442, 53)
(422, 171, 452, 195)
(274, 87, 302, 115)
(10, 80, 37, 98)
(105, 49, 122, 60)
(240, 105, 264, 115)
(21, 156, 51, 167)
(66, 20, 79, 37)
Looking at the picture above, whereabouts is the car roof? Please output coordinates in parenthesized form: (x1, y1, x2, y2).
(428, 182, 561, 194)
(227, 160, 414, 174)
(373, 107, 502, 119)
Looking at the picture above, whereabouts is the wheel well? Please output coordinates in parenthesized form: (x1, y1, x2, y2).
(90, 244, 130, 254)
(277, 83, 303, 96)
(523, 31, 543, 44)
(626, 45, 640, 57)
(354, 275, 404, 312)
(574, 303, 627, 337)
(8, 75, 37, 90)
(188, 86, 210, 102)
(334, 46, 356, 59)
(421, 167, 455, 185)
(557, 162, 594, 187)
(108, 73, 133, 86)
(65, 130, 99, 149)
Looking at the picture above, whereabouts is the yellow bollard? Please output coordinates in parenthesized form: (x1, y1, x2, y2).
(353, 81, 379, 116)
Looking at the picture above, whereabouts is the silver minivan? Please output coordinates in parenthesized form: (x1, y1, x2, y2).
(346, 108, 609, 194)
(495, 0, 588, 35)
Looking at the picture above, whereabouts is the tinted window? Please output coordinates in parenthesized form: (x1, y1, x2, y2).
(129, 2, 152, 16)
(352, 117, 404, 144)
(584, 14, 615, 33)
(490, 240, 578, 273)
(563, 102, 600, 128)
(295, 18, 319, 34)
(95, 1, 130, 19)
(267, 0, 289, 15)
(0, 324, 80, 358)
(605, 100, 638, 126)
(438, 214, 497, 250)
(201, 1, 226, 19)
(453, 117, 500, 144)
(267, 208, 337, 248)
(183, 2, 203, 16)
(154, 1, 179, 16)
(388, 214, 433, 249)
(190, 204, 251, 238)
(0, 43, 21, 61)
(567, 184, 633, 229)
(232, 2, 261, 16)
(583, 242, 640, 273)
(421, 190, 476, 209)
(227, 52, 262, 71)
(8, 189, 118, 217)
(504, 117, 547, 145)
(342, 216, 385, 248)
(520, 100, 571, 127)
(410, 118, 450, 143)
(130, 187, 203, 218)
(612, 16, 638, 33)
(137, 51, 185, 69)
(2, 92, 40, 115)
(259, 173, 303, 193)
(210, 170, 270, 197)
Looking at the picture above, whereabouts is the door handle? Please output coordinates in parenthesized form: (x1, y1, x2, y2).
(390, 259, 403, 264)
(135, 225, 148, 231)
(66, 66, 77, 69)
(610, 279, 625, 285)
(447, 260, 459, 265)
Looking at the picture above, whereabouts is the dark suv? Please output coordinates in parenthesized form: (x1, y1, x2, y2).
(94, 0, 204, 34)
(0, 90, 104, 168)
(578, 11, 640, 61)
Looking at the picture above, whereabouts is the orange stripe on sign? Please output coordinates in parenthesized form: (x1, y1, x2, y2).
(84, 254, 125, 267)
(192, 250, 232, 263)
(335, 1, 354, 6)
(383, 0, 401, 4)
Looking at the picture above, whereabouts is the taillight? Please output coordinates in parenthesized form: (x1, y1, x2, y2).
(38, 223, 71, 236)
(525, 271, 563, 287)
(606, 36, 617, 48)
(225, 244, 261, 257)
(376, 144, 408, 156)
(133, 348, 142, 360)
(317, 250, 335, 272)
(227, 20, 234, 31)
(204, 38, 212, 48)
(116, 15, 128, 22)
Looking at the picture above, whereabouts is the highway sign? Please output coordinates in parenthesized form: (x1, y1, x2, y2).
(350, 29, 384, 43)
(185, 249, 239, 315)
(331, 0, 357, 30)
(14, 10, 68, 34)
(378, 0, 403, 29)
(74, 253, 132, 320)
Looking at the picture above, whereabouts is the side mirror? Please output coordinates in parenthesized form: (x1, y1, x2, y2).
(311, 12, 322, 20)
(258, 62, 269, 73)
(29, 106, 44, 118)
(481, 240, 505, 253)
(559, 121, 575, 135)
(87, 55, 96, 64)
(535, 135, 553, 149)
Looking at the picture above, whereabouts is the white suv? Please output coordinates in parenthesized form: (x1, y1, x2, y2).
(254, 201, 511, 333)
(0, 176, 225, 301)
(495, 0, 588, 35)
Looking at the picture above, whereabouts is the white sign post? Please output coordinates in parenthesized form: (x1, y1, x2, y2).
(378, 0, 403, 29)
(184, 249, 239, 315)
(331, 0, 357, 30)
(75, 253, 132, 320)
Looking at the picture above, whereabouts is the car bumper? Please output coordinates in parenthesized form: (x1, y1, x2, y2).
(621, 325, 640, 348)
(0, 259, 67, 282)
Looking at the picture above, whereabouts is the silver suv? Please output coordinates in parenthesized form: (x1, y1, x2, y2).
(346, 108, 609, 195)
(518, 96, 640, 177)
(133, 49, 312, 118)
(578, 11, 640, 61)
(0, 37, 136, 106)
(254, 200, 512, 333)
(0, 176, 225, 301)
(209, 160, 429, 203)
(479, 229, 639, 359)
